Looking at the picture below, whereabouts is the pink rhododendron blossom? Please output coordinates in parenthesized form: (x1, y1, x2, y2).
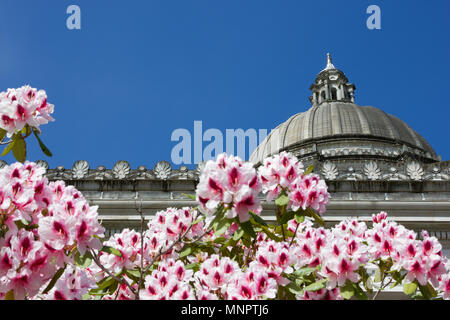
(44, 266, 97, 300)
(288, 174, 329, 214)
(196, 154, 261, 222)
(258, 152, 304, 201)
(141, 259, 195, 300)
(1, 151, 449, 301)
(0, 162, 104, 299)
(0, 85, 54, 137)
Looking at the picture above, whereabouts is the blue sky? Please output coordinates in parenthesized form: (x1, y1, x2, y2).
(0, 0, 449, 169)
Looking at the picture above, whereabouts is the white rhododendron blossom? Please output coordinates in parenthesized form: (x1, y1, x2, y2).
(0, 85, 54, 137)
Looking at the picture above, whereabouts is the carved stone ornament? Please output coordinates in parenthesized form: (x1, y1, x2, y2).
(154, 161, 172, 180)
(382, 167, 407, 181)
(406, 161, 424, 181)
(424, 166, 450, 181)
(364, 161, 381, 180)
(72, 160, 90, 179)
(321, 161, 338, 180)
(112, 161, 131, 179)
(342, 167, 363, 181)
(36, 160, 49, 171)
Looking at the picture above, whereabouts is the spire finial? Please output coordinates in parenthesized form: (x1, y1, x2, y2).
(325, 53, 335, 70)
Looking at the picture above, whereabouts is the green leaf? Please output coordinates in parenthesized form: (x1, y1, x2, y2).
(42, 267, 66, 294)
(374, 268, 382, 283)
(125, 269, 141, 282)
(304, 278, 327, 292)
(32, 128, 52, 157)
(293, 267, 317, 278)
(233, 228, 245, 241)
(185, 263, 200, 272)
(101, 246, 123, 257)
(294, 213, 305, 224)
(179, 245, 193, 258)
(340, 281, 355, 300)
(279, 210, 295, 224)
(191, 215, 205, 226)
(182, 193, 196, 201)
(305, 208, 324, 226)
(418, 282, 437, 299)
(275, 194, 290, 207)
(259, 225, 283, 242)
(74, 251, 93, 268)
(238, 220, 256, 238)
(352, 283, 368, 300)
(1, 138, 15, 157)
(286, 281, 303, 295)
(96, 276, 117, 291)
(214, 218, 232, 237)
(403, 281, 418, 295)
(304, 165, 314, 175)
(12, 136, 26, 163)
(209, 207, 225, 229)
(250, 212, 268, 227)
(0, 128, 6, 142)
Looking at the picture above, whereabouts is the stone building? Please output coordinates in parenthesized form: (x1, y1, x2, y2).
(19, 54, 450, 257)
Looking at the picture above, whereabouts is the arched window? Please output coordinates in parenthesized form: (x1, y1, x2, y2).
(321, 91, 326, 101)
(331, 87, 337, 100)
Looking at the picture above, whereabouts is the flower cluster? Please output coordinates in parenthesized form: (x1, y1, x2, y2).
(367, 213, 448, 287)
(196, 154, 262, 222)
(42, 266, 97, 300)
(99, 229, 143, 274)
(142, 259, 195, 300)
(318, 220, 369, 289)
(259, 151, 304, 201)
(98, 208, 204, 275)
(2, 152, 450, 301)
(0, 85, 54, 137)
(0, 162, 104, 299)
(194, 254, 278, 300)
(259, 152, 329, 215)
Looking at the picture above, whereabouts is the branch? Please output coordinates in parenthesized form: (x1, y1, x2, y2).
(289, 222, 300, 248)
(372, 271, 393, 300)
(134, 199, 145, 300)
(90, 249, 137, 297)
(141, 211, 201, 275)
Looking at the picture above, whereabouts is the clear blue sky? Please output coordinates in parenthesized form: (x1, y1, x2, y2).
(0, 0, 449, 169)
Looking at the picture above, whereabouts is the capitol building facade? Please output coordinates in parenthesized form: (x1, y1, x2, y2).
(20, 54, 450, 258)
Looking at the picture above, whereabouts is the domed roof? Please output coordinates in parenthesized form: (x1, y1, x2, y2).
(250, 101, 437, 164)
(250, 54, 438, 165)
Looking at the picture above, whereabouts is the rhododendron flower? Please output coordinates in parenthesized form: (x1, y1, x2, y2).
(44, 266, 97, 300)
(100, 229, 142, 273)
(258, 152, 304, 201)
(288, 174, 329, 214)
(141, 259, 195, 300)
(0, 85, 54, 137)
(196, 154, 261, 222)
(0, 162, 104, 300)
(298, 288, 343, 300)
(440, 273, 450, 300)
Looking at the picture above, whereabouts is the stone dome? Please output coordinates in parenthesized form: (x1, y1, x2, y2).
(250, 54, 438, 165)
(250, 101, 437, 164)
